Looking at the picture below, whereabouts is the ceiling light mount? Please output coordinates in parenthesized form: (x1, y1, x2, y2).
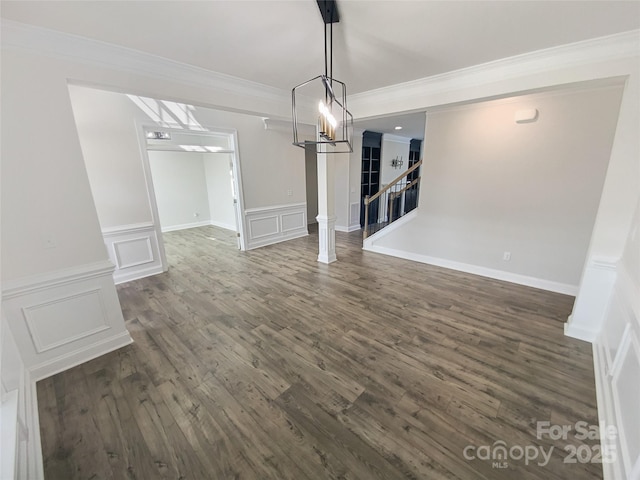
(292, 0, 353, 153)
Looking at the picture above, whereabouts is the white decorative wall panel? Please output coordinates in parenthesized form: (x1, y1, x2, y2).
(23, 289, 109, 353)
(249, 215, 279, 239)
(245, 203, 308, 249)
(102, 223, 164, 284)
(2, 261, 133, 480)
(592, 264, 640, 480)
(350, 202, 361, 230)
(281, 212, 305, 233)
(113, 237, 154, 269)
(2, 261, 133, 381)
(610, 329, 640, 476)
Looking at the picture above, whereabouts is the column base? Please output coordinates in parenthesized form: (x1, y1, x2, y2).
(316, 215, 337, 264)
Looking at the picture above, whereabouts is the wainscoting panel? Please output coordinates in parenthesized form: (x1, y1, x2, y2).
(2, 261, 133, 381)
(350, 201, 362, 232)
(281, 211, 305, 233)
(592, 263, 640, 480)
(113, 237, 153, 269)
(102, 223, 164, 284)
(245, 203, 308, 249)
(23, 289, 109, 353)
(2, 261, 133, 479)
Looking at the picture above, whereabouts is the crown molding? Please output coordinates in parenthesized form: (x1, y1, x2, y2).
(1, 19, 291, 107)
(382, 133, 411, 144)
(349, 29, 640, 114)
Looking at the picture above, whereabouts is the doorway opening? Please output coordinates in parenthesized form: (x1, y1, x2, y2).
(141, 127, 247, 257)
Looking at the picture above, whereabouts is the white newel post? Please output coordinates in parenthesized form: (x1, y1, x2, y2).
(316, 144, 337, 263)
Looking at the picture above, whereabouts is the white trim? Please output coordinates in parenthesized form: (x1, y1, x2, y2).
(592, 344, 622, 480)
(137, 123, 247, 251)
(349, 201, 362, 231)
(23, 288, 110, 353)
(610, 328, 640, 476)
(113, 265, 165, 285)
(134, 121, 168, 269)
(28, 331, 133, 382)
(2, 261, 115, 299)
(1, 19, 290, 109)
(1, 390, 19, 480)
(102, 222, 154, 236)
(26, 374, 44, 479)
(209, 220, 237, 231)
(335, 225, 362, 233)
(244, 202, 307, 214)
(349, 30, 640, 117)
(364, 241, 578, 295)
(113, 236, 154, 268)
(382, 133, 412, 144)
(564, 317, 600, 343)
(245, 203, 308, 250)
(160, 220, 211, 233)
(102, 222, 164, 284)
(591, 252, 640, 480)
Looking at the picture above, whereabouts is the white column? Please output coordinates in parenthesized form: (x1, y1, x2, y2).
(316, 143, 337, 263)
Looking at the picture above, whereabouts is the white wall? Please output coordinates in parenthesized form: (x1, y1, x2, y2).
(333, 130, 364, 232)
(148, 151, 211, 231)
(381, 134, 410, 186)
(349, 132, 364, 231)
(368, 84, 624, 291)
(69, 85, 153, 229)
(334, 152, 350, 230)
(305, 146, 318, 224)
(191, 109, 305, 209)
(203, 153, 236, 230)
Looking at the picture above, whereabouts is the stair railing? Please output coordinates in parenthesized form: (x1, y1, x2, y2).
(363, 159, 422, 239)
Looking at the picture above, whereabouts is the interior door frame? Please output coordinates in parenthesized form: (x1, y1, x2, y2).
(134, 122, 248, 274)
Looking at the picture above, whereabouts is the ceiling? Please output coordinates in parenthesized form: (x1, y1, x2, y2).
(2, 1, 638, 140)
(2, 0, 639, 95)
(355, 112, 426, 140)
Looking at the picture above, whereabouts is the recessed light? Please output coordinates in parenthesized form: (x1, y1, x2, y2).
(394, 126, 402, 130)
(146, 131, 171, 140)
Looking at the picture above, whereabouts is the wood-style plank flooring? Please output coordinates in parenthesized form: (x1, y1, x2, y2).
(37, 225, 602, 479)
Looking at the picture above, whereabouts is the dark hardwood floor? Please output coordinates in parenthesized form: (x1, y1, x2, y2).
(37, 226, 602, 479)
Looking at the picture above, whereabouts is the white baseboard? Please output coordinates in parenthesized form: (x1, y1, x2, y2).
(103, 223, 165, 284)
(564, 315, 599, 342)
(209, 220, 236, 231)
(161, 220, 211, 232)
(29, 330, 133, 382)
(336, 224, 362, 233)
(245, 203, 308, 250)
(364, 243, 578, 295)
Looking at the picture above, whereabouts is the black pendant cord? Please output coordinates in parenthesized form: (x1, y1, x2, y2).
(324, 21, 328, 104)
(330, 20, 333, 91)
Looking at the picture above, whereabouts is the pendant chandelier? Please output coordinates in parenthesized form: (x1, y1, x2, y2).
(292, 0, 353, 153)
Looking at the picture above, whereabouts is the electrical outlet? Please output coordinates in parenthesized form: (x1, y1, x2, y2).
(503, 251, 511, 261)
